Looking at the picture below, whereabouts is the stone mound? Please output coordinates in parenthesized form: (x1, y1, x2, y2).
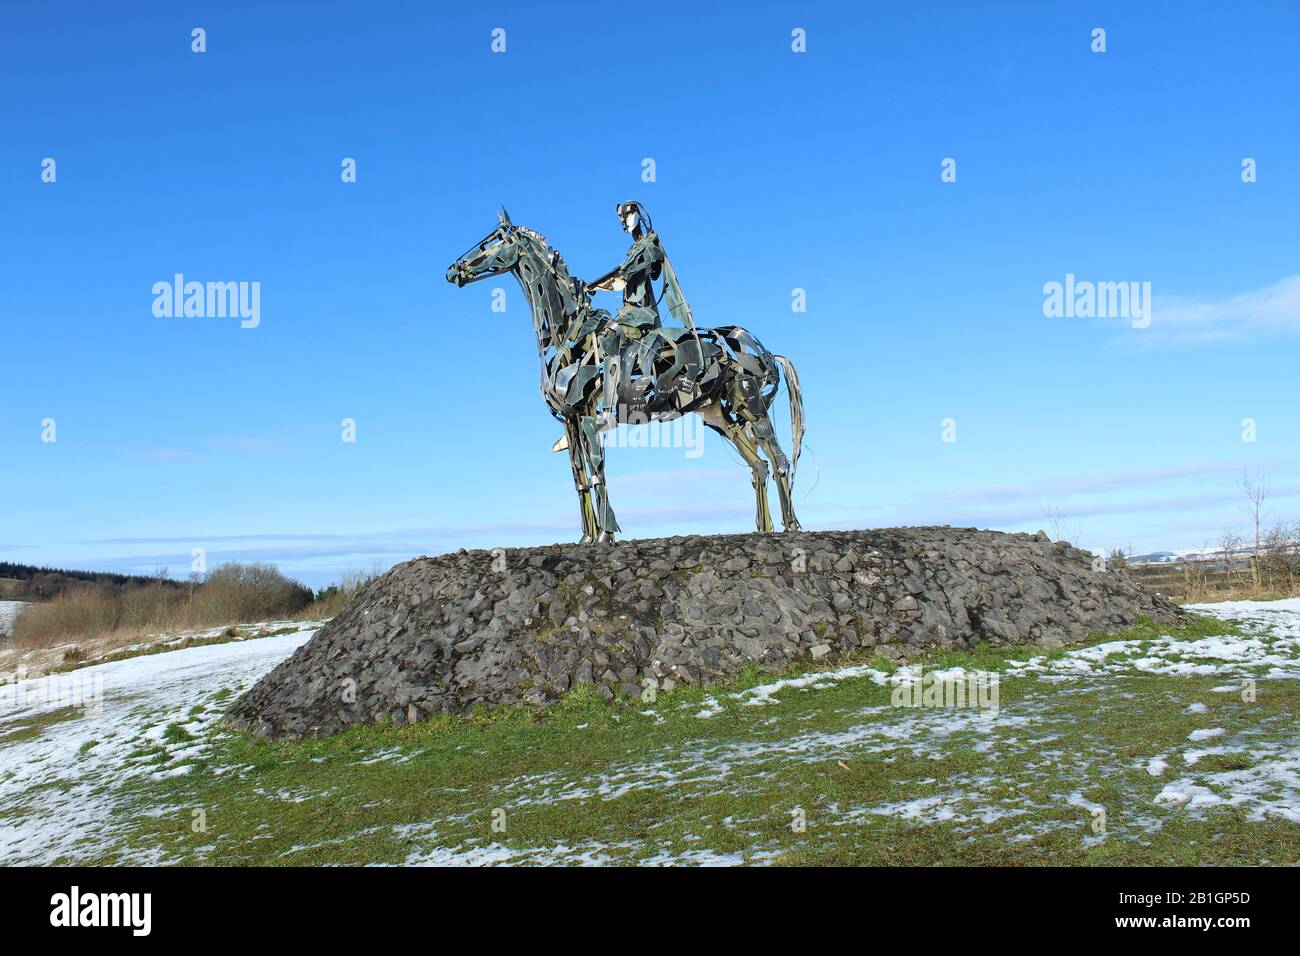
(227, 527, 1184, 739)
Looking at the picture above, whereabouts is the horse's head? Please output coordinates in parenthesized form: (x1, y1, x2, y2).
(445, 207, 524, 287)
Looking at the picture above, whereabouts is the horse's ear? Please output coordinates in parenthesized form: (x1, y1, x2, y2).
(498, 205, 512, 228)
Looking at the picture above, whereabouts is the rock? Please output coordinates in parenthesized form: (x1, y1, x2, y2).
(226, 526, 1184, 739)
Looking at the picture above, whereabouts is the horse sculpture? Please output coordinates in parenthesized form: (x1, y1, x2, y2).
(446, 209, 804, 543)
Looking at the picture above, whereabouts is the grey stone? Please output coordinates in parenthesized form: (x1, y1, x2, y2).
(226, 527, 1184, 739)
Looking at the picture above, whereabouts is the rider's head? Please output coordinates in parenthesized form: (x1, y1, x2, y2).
(616, 201, 651, 239)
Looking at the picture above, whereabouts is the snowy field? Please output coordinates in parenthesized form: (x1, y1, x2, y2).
(0, 609, 319, 681)
(0, 627, 318, 864)
(0, 601, 1297, 865)
(0, 601, 29, 636)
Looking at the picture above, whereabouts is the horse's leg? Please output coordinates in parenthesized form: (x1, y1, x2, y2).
(754, 418, 801, 532)
(579, 413, 620, 542)
(723, 370, 780, 533)
(734, 423, 774, 533)
(699, 400, 772, 533)
(709, 411, 772, 533)
(564, 418, 598, 543)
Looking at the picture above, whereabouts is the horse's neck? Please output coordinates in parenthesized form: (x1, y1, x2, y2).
(514, 244, 581, 364)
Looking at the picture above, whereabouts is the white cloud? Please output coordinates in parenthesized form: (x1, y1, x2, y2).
(1138, 274, 1300, 346)
(926, 460, 1289, 508)
(810, 459, 1300, 534)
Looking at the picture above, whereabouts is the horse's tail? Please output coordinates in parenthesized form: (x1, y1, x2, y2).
(773, 354, 804, 486)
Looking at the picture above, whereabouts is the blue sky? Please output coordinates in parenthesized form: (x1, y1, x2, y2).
(2, 1, 1298, 588)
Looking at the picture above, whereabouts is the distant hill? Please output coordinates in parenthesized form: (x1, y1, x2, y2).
(0, 562, 183, 602)
(1125, 546, 1254, 567)
(1125, 551, 1178, 565)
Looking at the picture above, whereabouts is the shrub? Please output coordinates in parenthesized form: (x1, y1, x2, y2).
(12, 587, 124, 646)
(11, 562, 313, 648)
(191, 562, 314, 622)
(298, 565, 382, 619)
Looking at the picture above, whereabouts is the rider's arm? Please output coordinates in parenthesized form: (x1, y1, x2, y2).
(588, 266, 625, 292)
(588, 235, 661, 292)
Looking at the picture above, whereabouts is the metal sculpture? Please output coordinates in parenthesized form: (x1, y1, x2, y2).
(447, 204, 804, 543)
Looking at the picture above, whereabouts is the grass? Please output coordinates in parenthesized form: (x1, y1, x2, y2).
(6, 611, 1295, 866)
(0, 706, 82, 745)
(162, 723, 195, 745)
(145, 677, 1300, 864)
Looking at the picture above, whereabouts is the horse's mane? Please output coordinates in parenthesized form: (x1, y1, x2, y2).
(517, 227, 576, 287)
(512, 226, 594, 341)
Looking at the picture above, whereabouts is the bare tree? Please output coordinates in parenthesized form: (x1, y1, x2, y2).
(1040, 504, 1083, 546)
(1186, 538, 1217, 601)
(1041, 505, 1064, 543)
(1262, 520, 1300, 594)
(1219, 529, 1244, 588)
(1240, 471, 1270, 589)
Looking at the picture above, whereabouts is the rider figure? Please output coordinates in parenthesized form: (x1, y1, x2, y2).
(586, 201, 711, 420)
(587, 201, 664, 338)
